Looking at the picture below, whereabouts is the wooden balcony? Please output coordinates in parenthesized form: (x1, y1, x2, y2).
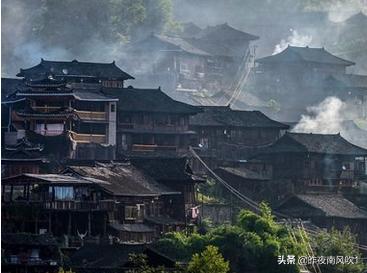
(3, 200, 117, 211)
(69, 131, 107, 144)
(32, 106, 63, 113)
(43, 200, 116, 211)
(74, 110, 107, 121)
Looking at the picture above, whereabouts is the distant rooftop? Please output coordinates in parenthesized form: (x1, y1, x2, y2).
(17, 59, 134, 80)
(262, 132, 367, 156)
(103, 86, 199, 114)
(256, 46, 355, 66)
(190, 105, 289, 129)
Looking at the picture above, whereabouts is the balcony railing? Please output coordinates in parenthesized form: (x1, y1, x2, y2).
(2, 199, 117, 211)
(44, 200, 116, 211)
(69, 131, 107, 144)
(32, 106, 64, 113)
(74, 110, 107, 121)
(131, 144, 177, 152)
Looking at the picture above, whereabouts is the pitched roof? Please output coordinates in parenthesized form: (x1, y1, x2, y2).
(180, 22, 202, 38)
(17, 59, 134, 80)
(103, 86, 199, 114)
(262, 132, 367, 156)
(65, 163, 180, 196)
(256, 46, 355, 66)
(190, 105, 289, 128)
(131, 23, 258, 57)
(280, 194, 367, 219)
(131, 157, 200, 182)
(215, 167, 271, 181)
(154, 35, 210, 56)
(195, 23, 259, 42)
(1, 173, 109, 186)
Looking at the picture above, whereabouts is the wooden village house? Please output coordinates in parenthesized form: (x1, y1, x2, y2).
(1, 161, 202, 246)
(189, 105, 289, 173)
(103, 86, 200, 159)
(2, 77, 118, 160)
(254, 45, 367, 119)
(126, 23, 258, 97)
(255, 132, 367, 202)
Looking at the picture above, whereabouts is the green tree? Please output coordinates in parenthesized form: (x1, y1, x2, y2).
(187, 245, 229, 273)
(312, 228, 365, 273)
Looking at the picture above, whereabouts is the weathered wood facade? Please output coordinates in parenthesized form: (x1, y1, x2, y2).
(3, 78, 118, 160)
(189, 105, 289, 173)
(127, 23, 258, 95)
(256, 132, 367, 201)
(103, 86, 200, 158)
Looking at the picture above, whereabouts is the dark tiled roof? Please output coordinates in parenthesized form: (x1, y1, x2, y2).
(132, 23, 258, 57)
(2, 233, 58, 246)
(153, 35, 210, 56)
(131, 157, 197, 182)
(17, 59, 134, 80)
(282, 194, 367, 219)
(180, 22, 202, 38)
(2, 173, 108, 186)
(70, 244, 144, 268)
(262, 132, 367, 156)
(103, 86, 199, 114)
(190, 105, 289, 128)
(257, 46, 355, 66)
(66, 163, 180, 196)
(215, 167, 271, 181)
(73, 88, 118, 101)
(195, 23, 259, 42)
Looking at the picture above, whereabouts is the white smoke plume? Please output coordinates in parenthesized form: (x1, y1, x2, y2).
(273, 29, 313, 55)
(292, 96, 367, 148)
(292, 97, 345, 134)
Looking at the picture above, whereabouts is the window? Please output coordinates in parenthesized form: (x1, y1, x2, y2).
(51, 186, 74, 200)
(125, 205, 138, 220)
(111, 104, 115, 112)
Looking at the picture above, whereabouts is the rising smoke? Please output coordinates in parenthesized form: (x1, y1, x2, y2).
(273, 29, 313, 55)
(292, 96, 367, 148)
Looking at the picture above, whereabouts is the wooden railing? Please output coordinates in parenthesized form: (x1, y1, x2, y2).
(3, 199, 117, 211)
(44, 200, 116, 211)
(69, 131, 107, 144)
(74, 110, 107, 121)
(131, 144, 177, 152)
(32, 106, 63, 113)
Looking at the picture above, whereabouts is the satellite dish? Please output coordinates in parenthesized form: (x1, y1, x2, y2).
(62, 68, 68, 75)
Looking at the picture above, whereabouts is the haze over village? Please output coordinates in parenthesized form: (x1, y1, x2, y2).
(1, 1, 367, 273)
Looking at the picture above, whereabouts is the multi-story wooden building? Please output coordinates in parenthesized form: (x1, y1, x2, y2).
(103, 86, 200, 158)
(2, 77, 118, 160)
(1, 162, 190, 245)
(254, 46, 367, 119)
(256, 132, 367, 201)
(189, 105, 289, 172)
(16, 59, 134, 88)
(127, 23, 258, 96)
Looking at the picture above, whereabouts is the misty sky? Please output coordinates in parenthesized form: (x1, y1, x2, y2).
(2, 0, 367, 76)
